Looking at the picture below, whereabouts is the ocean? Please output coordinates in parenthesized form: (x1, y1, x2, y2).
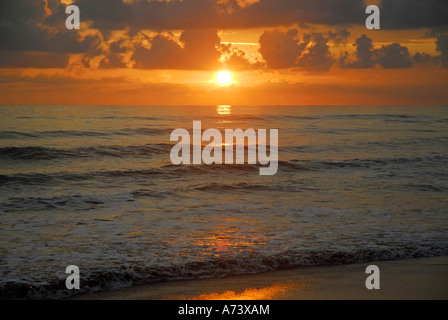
(0, 105, 447, 299)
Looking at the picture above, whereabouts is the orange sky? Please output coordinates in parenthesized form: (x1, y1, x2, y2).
(1, 0, 448, 105)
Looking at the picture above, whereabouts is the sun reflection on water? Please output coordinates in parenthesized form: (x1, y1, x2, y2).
(217, 105, 231, 115)
(166, 281, 307, 300)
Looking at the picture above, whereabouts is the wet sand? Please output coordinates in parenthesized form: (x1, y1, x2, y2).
(71, 256, 448, 300)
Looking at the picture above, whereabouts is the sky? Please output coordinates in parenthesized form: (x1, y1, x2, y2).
(1, 0, 448, 106)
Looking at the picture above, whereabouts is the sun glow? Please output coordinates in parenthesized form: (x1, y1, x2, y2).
(217, 71, 232, 86)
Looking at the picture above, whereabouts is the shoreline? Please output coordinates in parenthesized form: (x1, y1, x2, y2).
(70, 256, 448, 300)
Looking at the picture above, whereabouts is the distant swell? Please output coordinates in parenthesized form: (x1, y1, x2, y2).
(0, 144, 173, 161)
(0, 128, 173, 140)
(1, 155, 446, 188)
(286, 155, 448, 170)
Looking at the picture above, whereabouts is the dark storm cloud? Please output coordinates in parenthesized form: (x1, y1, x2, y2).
(412, 52, 440, 66)
(297, 33, 335, 71)
(259, 29, 336, 71)
(132, 35, 184, 69)
(99, 53, 127, 69)
(380, 0, 448, 30)
(1, 0, 447, 70)
(258, 29, 306, 69)
(342, 34, 376, 69)
(109, 39, 132, 54)
(340, 34, 433, 69)
(132, 30, 223, 70)
(375, 43, 413, 69)
(0, 0, 102, 54)
(73, 0, 367, 31)
(1, 0, 447, 54)
(341, 35, 414, 69)
(327, 29, 351, 47)
(434, 32, 448, 67)
(0, 51, 69, 68)
(98, 38, 132, 69)
(71, 0, 448, 31)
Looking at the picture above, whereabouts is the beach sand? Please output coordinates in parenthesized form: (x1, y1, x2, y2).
(70, 256, 448, 300)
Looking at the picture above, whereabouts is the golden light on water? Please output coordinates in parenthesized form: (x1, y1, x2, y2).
(217, 105, 231, 115)
(192, 282, 304, 300)
(165, 281, 307, 300)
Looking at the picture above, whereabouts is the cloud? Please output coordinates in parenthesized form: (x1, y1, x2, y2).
(342, 34, 375, 69)
(71, 0, 448, 32)
(341, 34, 416, 69)
(258, 29, 305, 69)
(73, 0, 367, 31)
(412, 52, 439, 66)
(297, 33, 335, 72)
(132, 30, 222, 70)
(375, 43, 413, 69)
(259, 29, 336, 71)
(380, 0, 448, 30)
(178, 29, 222, 69)
(0, 71, 205, 105)
(0, 51, 69, 68)
(0, 71, 128, 87)
(435, 32, 448, 68)
(327, 29, 351, 47)
(0, 0, 103, 54)
(223, 48, 264, 70)
(99, 53, 127, 69)
(109, 39, 131, 54)
(132, 35, 184, 69)
(0, 0, 103, 69)
(1, 0, 447, 71)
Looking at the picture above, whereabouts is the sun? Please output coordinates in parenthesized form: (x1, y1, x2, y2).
(217, 71, 232, 86)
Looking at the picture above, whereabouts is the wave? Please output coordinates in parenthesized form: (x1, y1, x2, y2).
(326, 114, 415, 120)
(192, 182, 280, 192)
(0, 144, 173, 161)
(1, 245, 447, 300)
(1, 194, 112, 212)
(0, 189, 183, 212)
(286, 155, 448, 170)
(0, 167, 244, 188)
(1, 155, 446, 188)
(206, 115, 266, 121)
(0, 128, 173, 140)
(269, 113, 439, 122)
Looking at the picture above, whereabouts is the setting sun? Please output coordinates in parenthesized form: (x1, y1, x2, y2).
(217, 71, 232, 86)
